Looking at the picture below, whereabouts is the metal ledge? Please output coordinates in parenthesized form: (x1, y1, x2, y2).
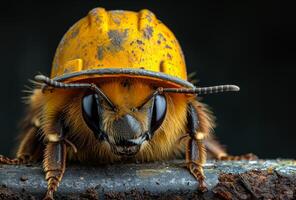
(0, 160, 296, 199)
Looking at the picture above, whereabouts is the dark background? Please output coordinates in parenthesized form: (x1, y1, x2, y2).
(0, 1, 295, 158)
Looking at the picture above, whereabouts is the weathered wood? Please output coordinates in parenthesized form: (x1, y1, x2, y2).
(0, 160, 296, 199)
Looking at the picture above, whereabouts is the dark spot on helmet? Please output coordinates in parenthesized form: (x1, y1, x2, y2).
(143, 26, 154, 40)
(97, 46, 104, 60)
(136, 40, 144, 45)
(165, 45, 172, 49)
(107, 29, 129, 52)
(70, 28, 80, 39)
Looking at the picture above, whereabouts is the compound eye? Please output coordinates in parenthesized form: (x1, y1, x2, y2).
(82, 93, 103, 133)
(150, 95, 167, 133)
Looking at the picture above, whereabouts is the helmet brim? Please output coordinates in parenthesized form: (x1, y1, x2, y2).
(53, 68, 194, 88)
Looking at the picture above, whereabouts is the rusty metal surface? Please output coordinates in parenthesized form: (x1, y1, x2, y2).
(0, 160, 295, 199)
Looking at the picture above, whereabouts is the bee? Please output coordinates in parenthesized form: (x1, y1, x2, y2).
(0, 8, 256, 200)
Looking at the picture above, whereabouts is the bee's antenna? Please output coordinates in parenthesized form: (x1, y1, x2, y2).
(34, 75, 116, 110)
(159, 85, 240, 95)
(138, 84, 240, 110)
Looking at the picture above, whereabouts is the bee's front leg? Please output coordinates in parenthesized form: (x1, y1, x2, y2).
(43, 139, 67, 200)
(185, 103, 208, 192)
(42, 118, 72, 200)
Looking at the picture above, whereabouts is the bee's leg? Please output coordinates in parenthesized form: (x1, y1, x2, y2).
(186, 103, 207, 192)
(204, 131, 257, 161)
(43, 139, 67, 200)
(0, 125, 40, 165)
(204, 136, 228, 159)
(42, 118, 73, 200)
(219, 153, 258, 161)
(0, 155, 30, 164)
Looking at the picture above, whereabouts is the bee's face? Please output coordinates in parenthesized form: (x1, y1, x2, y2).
(81, 80, 167, 156)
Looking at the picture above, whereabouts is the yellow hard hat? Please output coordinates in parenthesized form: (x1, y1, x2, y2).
(51, 7, 193, 88)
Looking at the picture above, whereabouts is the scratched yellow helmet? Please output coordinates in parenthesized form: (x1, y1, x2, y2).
(51, 7, 193, 88)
